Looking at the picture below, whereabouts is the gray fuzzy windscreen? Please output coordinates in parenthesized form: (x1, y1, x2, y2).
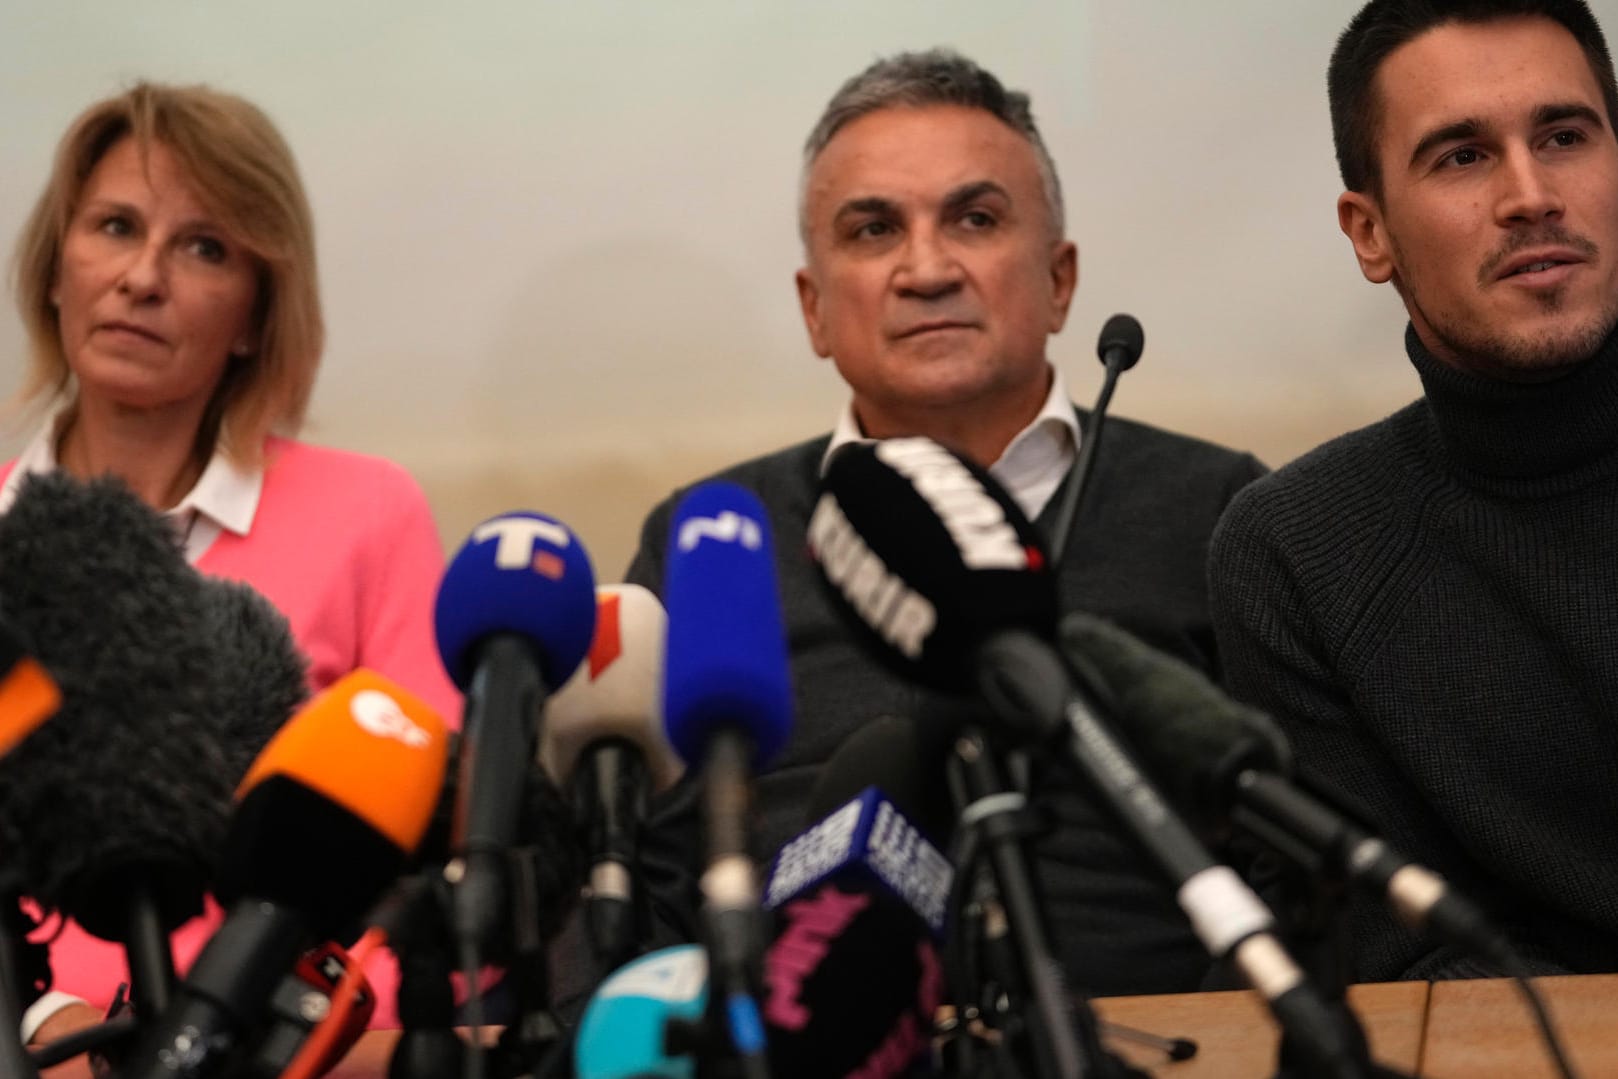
(0, 472, 300, 937)
(198, 577, 309, 779)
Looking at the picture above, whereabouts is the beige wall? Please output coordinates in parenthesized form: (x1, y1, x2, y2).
(5, 2, 1612, 575)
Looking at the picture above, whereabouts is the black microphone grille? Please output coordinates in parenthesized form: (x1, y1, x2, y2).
(1096, 313, 1145, 371)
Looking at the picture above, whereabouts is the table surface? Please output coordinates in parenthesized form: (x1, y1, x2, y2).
(1420, 973, 1618, 1079)
(39, 972, 1616, 1077)
(1092, 980, 1430, 1077)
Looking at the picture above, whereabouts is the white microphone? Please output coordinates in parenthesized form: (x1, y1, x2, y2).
(540, 584, 682, 964)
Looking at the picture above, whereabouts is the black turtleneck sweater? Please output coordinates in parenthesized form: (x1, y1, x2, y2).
(1209, 325, 1618, 982)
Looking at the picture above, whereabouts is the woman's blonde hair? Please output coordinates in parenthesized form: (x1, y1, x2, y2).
(11, 81, 323, 465)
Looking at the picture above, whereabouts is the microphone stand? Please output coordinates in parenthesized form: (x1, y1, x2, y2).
(575, 740, 649, 972)
(122, 880, 177, 1020)
(1233, 822, 1410, 1079)
(696, 731, 768, 1079)
(489, 843, 567, 1079)
(388, 874, 466, 1079)
(0, 881, 42, 1079)
(1047, 314, 1144, 564)
(946, 727, 1093, 1079)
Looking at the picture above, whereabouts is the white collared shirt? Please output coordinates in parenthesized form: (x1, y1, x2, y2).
(820, 364, 1082, 520)
(0, 408, 264, 563)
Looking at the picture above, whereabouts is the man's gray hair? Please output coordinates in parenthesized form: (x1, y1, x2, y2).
(799, 48, 1065, 242)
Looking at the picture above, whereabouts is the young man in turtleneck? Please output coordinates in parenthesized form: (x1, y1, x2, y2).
(1209, 0, 1618, 983)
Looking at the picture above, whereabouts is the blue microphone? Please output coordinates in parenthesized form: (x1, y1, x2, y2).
(433, 512, 597, 963)
(435, 512, 597, 691)
(661, 482, 792, 1078)
(662, 483, 793, 767)
(574, 945, 708, 1079)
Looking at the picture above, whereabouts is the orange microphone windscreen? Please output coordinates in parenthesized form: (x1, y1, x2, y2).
(235, 669, 450, 855)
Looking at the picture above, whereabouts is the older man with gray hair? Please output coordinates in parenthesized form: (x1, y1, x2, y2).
(626, 48, 1265, 996)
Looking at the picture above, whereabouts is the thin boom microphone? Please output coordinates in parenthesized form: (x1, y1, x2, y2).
(1047, 313, 1144, 562)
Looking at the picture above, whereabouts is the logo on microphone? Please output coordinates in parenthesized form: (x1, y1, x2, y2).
(867, 800, 952, 931)
(349, 689, 431, 748)
(676, 511, 763, 553)
(766, 798, 864, 906)
(808, 494, 937, 661)
(875, 439, 1029, 571)
(599, 945, 708, 1003)
(473, 516, 573, 571)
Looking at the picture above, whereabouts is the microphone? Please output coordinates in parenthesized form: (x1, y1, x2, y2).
(0, 611, 60, 1078)
(662, 481, 793, 1075)
(1047, 312, 1145, 562)
(433, 511, 597, 963)
(1056, 611, 1516, 970)
(540, 584, 681, 967)
(0, 473, 305, 1015)
(809, 440, 1088, 1079)
(1097, 312, 1145, 372)
(574, 716, 949, 1079)
(807, 439, 1056, 693)
(811, 440, 1367, 1079)
(0, 614, 60, 1079)
(573, 711, 946, 1079)
(760, 738, 952, 1079)
(127, 669, 450, 1079)
(573, 944, 709, 1079)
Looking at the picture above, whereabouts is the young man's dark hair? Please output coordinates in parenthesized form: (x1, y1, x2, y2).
(1328, 0, 1618, 193)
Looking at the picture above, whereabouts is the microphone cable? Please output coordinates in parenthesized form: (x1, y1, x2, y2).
(1505, 964, 1580, 1079)
(1047, 314, 1145, 564)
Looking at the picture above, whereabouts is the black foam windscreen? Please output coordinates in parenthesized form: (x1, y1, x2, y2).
(0, 474, 294, 937)
(767, 726, 954, 1079)
(805, 714, 957, 846)
(809, 439, 1055, 692)
(217, 777, 406, 941)
(1097, 313, 1145, 371)
(1057, 611, 1290, 822)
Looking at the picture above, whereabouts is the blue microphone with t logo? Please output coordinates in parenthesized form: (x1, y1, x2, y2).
(662, 482, 793, 1079)
(434, 512, 597, 968)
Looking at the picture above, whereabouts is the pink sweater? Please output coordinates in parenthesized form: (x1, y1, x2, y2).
(4, 437, 463, 1030)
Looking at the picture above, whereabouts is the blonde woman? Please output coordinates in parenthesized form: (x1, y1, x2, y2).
(6, 82, 460, 1044)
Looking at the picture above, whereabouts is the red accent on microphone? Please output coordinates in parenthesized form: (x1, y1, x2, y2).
(589, 591, 625, 679)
